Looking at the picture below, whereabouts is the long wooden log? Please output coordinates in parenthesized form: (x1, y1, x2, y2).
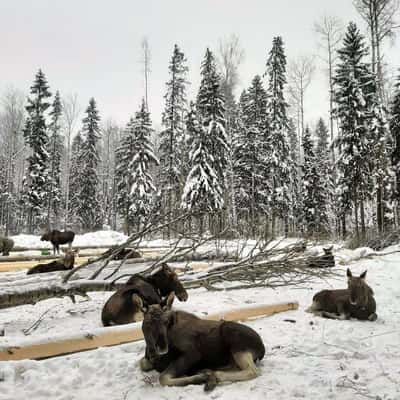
(12, 244, 180, 252)
(0, 301, 298, 361)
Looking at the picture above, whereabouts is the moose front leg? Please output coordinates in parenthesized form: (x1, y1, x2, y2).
(159, 352, 207, 387)
(139, 356, 154, 372)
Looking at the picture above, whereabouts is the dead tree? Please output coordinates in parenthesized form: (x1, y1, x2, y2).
(314, 15, 343, 165)
(288, 55, 315, 160)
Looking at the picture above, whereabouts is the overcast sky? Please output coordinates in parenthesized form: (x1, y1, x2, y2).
(1, 0, 399, 131)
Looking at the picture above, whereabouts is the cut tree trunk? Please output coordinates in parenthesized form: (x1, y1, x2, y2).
(0, 301, 299, 361)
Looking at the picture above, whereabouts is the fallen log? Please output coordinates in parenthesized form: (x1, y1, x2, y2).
(0, 280, 126, 310)
(0, 301, 299, 361)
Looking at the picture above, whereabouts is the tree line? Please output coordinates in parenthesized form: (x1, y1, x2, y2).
(1, 0, 400, 242)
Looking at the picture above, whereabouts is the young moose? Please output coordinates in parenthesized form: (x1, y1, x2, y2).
(307, 268, 377, 321)
(40, 230, 75, 254)
(27, 249, 78, 275)
(101, 263, 188, 326)
(139, 293, 265, 391)
(308, 246, 335, 268)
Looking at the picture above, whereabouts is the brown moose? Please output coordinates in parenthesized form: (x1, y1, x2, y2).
(40, 230, 75, 254)
(307, 268, 377, 321)
(139, 292, 265, 391)
(308, 246, 335, 268)
(101, 263, 188, 326)
(27, 249, 78, 275)
(0, 236, 14, 256)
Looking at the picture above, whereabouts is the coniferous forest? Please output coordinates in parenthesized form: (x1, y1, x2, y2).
(1, 1, 400, 248)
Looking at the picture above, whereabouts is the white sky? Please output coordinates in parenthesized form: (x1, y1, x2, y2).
(1, 0, 399, 132)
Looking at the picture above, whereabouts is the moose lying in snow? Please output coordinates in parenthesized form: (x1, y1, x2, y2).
(101, 263, 188, 326)
(307, 246, 335, 268)
(0, 236, 14, 256)
(40, 230, 75, 255)
(102, 246, 142, 260)
(27, 249, 78, 275)
(307, 268, 377, 321)
(139, 292, 265, 391)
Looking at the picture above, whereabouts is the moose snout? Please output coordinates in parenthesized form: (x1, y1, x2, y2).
(156, 345, 169, 355)
(177, 291, 188, 301)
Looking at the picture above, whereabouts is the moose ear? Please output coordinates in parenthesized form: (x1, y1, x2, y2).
(163, 292, 175, 311)
(346, 268, 352, 278)
(360, 270, 367, 280)
(132, 294, 145, 312)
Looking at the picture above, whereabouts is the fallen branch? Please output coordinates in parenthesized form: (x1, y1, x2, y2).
(0, 280, 125, 310)
(63, 211, 192, 283)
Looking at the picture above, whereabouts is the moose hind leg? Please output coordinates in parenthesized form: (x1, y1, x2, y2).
(211, 351, 259, 387)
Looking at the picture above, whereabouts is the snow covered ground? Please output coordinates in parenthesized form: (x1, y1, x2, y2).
(11, 230, 129, 250)
(0, 243, 399, 400)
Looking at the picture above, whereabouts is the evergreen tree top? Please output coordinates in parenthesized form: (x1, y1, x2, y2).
(196, 48, 225, 125)
(82, 97, 101, 140)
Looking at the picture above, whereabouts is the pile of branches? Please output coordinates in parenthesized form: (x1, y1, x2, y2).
(0, 210, 339, 310)
(180, 240, 339, 291)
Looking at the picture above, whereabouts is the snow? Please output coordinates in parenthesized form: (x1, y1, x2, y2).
(0, 243, 399, 400)
(11, 231, 129, 250)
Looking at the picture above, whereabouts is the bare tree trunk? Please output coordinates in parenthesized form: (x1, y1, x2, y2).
(62, 94, 80, 230)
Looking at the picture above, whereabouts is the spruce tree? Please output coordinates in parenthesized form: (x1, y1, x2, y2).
(22, 69, 52, 232)
(69, 132, 84, 226)
(265, 36, 292, 235)
(234, 76, 268, 234)
(181, 102, 224, 221)
(115, 119, 134, 233)
(334, 22, 374, 238)
(127, 100, 159, 229)
(287, 117, 302, 233)
(390, 72, 400, 219)
(47, 90, 64, 226)
(370, 97, 394, 231)
(159, 44, 189, 233)
(196, 48, 229, 181)
(302, 127, 330, 236)
(78, 98, 103, 230)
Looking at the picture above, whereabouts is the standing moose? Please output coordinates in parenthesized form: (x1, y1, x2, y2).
(40, 230, 75, 254)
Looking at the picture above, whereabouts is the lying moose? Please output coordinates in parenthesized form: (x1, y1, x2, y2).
(101, 263, 188, 326)
(27, 249, 78, 275)
(102, 246, 142, 260)
(308, 246, 335, 268)
(307, 268, 377, 321)
(139, 292, 265, 391)
(41, 230, 75, 255)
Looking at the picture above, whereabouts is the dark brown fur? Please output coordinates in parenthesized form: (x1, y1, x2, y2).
(101, 263, 188, 326)
(308, 246, 335, 268)
(27, 249, 77, 275)
(140, 293, 265, 391)
(40, 230, 75, 254)
(102, 246, 142, 260)
(307, 268, 377, 321)
(0, 236, 14, 256)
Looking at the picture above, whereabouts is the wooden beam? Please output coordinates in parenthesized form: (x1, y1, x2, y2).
(0, 301, 298, 361)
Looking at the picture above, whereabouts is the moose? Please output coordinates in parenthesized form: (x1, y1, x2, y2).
(101, 263, 188, 326)
(40, 230, 75, 255)
(102, 246, 142, 261)
(0, 236, 14, 256)
(139, 292, 265, 391)
(308, 246, 335, 268)
(27, 249, 78, 275)
(307, 268, 377, 321)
